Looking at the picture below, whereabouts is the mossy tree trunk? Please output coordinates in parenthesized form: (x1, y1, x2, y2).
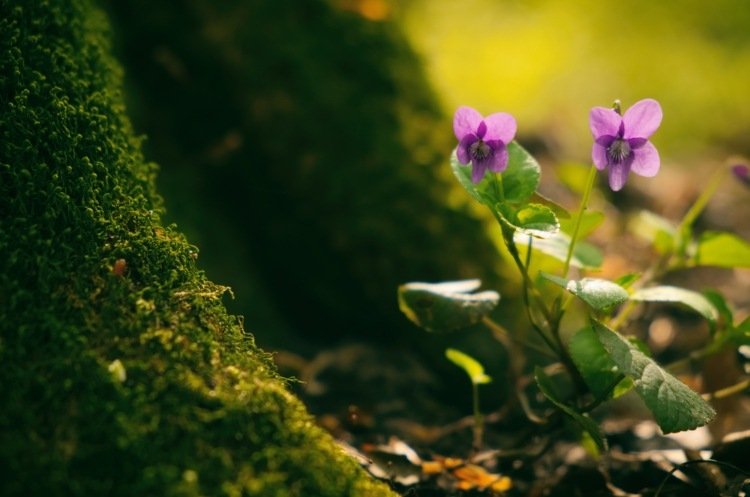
(104, 0, 508, 353)
(0, 1, 396, 495)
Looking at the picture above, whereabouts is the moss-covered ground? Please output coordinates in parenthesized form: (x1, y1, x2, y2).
(0, 1, 397, 495)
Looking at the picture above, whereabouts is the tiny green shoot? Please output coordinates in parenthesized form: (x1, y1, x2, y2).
(445, 348, 491, 450)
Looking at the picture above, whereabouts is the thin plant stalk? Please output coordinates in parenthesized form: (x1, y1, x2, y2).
(492, 170, 506, 203)
(472, 382, 483, 450)
(562, 164, 598, 278)
(703, 378, 750, 401)
(675, 166, 727, 260)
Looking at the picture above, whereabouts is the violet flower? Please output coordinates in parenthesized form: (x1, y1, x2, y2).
(453, 106, 517, 183)
(732, 164, 750, 187)
(589, 99, 662, 191)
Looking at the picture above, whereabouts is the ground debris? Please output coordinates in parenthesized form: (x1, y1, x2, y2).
(340, 436, 513, 494)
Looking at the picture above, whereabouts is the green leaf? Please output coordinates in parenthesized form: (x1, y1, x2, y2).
(703, 289, 733, 329)
(560, 210, 605, 240)
(542, 274, 628, 311)
(498, 203, 560, 238)
(446, 348, 492, 385)
(398, 280, 500, 333)
(696, 231, 750, 268)
(450, 150, 498, 207)
(611, 377, 635, 398)
(515, 204, 560, 238)
(502, 141, 541, 204)
(615, 273, 641, 289)
(630, 286, 718, 325)
(569, 327, 622, 399)
(515, 231, 603, 269)
(534, 366, 607, 451)
(530, 192, 571, 220)
(592, 322, 716, 433)
(628, 210, 676, 255)
(449, 141, 540, 207)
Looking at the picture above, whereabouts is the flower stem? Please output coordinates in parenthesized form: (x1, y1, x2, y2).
(497, 222, 557, 348)
(678, 167, 725, 231)
(703, 378, 750, 401)
(472, 382, 483, 450)
(665, 339, 725, 373)
(580, 373, 625, 413)
(482, 316, 556, 359)
(562, 164, 598, 278)
(493, 172, 506, 203)
(675, 166, 726, 260)
(608, 300, 637, 331)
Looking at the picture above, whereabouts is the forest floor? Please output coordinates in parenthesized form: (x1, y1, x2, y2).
(278, 339, 750, 497)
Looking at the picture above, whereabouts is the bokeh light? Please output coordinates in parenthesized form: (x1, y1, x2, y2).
(400, 0, 750, 163)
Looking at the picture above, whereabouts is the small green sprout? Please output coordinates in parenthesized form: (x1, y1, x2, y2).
(445, 348, 491, 450)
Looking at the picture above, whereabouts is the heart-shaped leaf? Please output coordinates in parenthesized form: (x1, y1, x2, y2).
(514, 203, 560, 238)
(542, 274, 628, 311)
(515, 231, 603, 269)
(450, 141, 540, 208)
(398, 280, 500, 333)
(450, 151, 499, 207)
(530, 192, 571, 220)
(696, 231, 750, 268)
(502, 142, 541, 205)
(497, 203, 560, 238)
(592, 321, 716, 433)
(569, 327, 626, 400)
(630, 286, 718, 325)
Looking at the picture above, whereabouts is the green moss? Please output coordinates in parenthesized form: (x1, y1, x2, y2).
(105, 0, 508, 350)
(0, 1, 396, 495)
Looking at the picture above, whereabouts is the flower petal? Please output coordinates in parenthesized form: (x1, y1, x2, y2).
(592, 142, 609, 171)
(482, 112, 517, 143)
(607, 160, 631, 192)
(471, 160, 488, 183)
(732, 164, 750, 186)
(623, 98, 662, 139)
(590, 107, 622, 138)
(630, 141, 660, 177)
(456, 134, 477, 164)
(627, 137, 648, 150)
(476, 121, 487, 139)
(486, 145, 509, 173)
(484, 139, 503, 151)
(454, 106, 483, 140)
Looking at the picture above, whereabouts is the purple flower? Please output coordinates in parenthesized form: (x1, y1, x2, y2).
(453, 106, 517, 183)
(589, 99, 662, 191)
(732, 164, 750, 187)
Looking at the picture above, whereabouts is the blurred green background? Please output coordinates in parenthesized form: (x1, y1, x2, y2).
(106, 0, 750, 347)
(400, 0, 750, 163)
(105, 0, 750, 416)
